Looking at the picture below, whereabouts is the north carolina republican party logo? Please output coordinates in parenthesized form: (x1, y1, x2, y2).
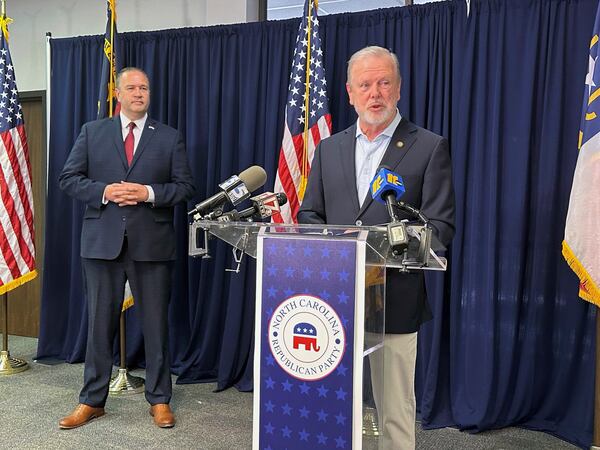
(268, 294, 345, 381)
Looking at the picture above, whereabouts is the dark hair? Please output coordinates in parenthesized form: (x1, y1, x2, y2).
(115, 67, 150, 89)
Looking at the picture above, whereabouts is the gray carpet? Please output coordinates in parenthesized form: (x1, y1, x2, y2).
(0, 336, 578, 449)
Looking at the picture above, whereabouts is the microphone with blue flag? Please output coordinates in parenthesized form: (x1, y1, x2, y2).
(370, 167, 408, 255)
(371, 167, 405, 214)
(370, 166, 434, 264)
(371, 166, 431, 225)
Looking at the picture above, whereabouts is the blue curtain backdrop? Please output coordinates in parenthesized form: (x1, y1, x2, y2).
(38, 0, 597, 447)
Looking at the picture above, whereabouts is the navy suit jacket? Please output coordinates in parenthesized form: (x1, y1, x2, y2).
(59, 116, 195, 261)
(298, 118, 455, 333)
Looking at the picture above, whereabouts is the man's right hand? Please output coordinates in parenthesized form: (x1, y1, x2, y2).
(104, 181, 149, 206)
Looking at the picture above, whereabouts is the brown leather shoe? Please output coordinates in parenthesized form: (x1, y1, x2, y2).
(59, 404, 105, 429)
(149, 403, 175, 428)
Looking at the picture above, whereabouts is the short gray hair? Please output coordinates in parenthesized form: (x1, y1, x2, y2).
(115, 67, 150, 89)
(347, 46, 401, 84)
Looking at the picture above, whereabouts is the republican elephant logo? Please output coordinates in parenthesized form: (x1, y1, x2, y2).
(292, 322, 320, 352)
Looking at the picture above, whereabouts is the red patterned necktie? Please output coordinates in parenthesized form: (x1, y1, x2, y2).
(124, 122, 136, 165)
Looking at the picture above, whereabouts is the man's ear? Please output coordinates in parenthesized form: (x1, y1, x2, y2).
(346, 83, 354, 106)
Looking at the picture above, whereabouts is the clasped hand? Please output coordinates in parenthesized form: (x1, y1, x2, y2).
(105, 181, 149, 206)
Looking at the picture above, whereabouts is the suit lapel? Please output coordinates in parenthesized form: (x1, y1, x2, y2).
(112, 116, 129, 170)
(128, 119, 157, 171)
(338, 125, 361, 214)
(356, 118, 417, 219)
(379, 118, 417, 171)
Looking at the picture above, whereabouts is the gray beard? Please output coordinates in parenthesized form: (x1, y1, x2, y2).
(356, 106, 395, 129)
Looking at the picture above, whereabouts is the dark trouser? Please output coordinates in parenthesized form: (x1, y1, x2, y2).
(79, 239, 173, 407)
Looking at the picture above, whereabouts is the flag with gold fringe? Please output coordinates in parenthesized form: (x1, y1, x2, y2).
(97, 0, 132, 310)
(272, 0, 331, 224)
(562, 5, 600, 306)
(0, 14, 37, 295)
(98, 0, 120, 119)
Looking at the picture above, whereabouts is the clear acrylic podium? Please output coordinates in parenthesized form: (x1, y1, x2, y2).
(189, 220, 446, 450)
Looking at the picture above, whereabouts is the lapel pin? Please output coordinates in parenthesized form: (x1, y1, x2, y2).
(149, 125, 155, 130)
(396, 141, 404, 148)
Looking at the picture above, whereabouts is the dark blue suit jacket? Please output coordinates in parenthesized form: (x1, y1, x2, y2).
(59, 116, 195, 261)
(298, 118, 455, 333)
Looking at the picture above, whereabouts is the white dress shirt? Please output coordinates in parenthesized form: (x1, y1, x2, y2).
(119, 112, 147, 154)
(102, 113, 155, 204)
(355, 109, 401, 206)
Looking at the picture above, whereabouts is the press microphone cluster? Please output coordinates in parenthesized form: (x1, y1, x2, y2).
(188, 166, 268, 219)
(217, 192, 288, 222)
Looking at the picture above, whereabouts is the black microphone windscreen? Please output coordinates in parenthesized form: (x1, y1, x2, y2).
(239, 166, 267, 192)
(276, 192, 288, 207)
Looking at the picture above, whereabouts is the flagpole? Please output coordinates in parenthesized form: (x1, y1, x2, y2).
(98, 0, 143, 395)
(2, 294, 7, 352)
(108, 311, 144, 394)
(594, 314, 600, 448)
(299, 0, 314, 200)
(46, 32, 52, 193)
(0, 293, 28, 375)
(108, 0, 115, 114)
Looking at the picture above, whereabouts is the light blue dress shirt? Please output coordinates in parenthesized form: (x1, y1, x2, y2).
(355, 110, 401, 206)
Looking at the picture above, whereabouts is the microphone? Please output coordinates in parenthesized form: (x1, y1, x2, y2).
(188, 166, 267, 218)
(370, 166, 433, 261)
(370, 166, 408, 255)
(216, 209, 241, 222)
(370, 166, 406, 221)
(249, 192, 287, 219)
(217, 192, 288, 222)
(370, 166, 430, 224)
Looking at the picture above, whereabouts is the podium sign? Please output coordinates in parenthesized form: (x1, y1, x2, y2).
(253, 231, 370, 450)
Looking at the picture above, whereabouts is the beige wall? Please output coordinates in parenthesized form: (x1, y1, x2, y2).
(7, 0, 259, 92)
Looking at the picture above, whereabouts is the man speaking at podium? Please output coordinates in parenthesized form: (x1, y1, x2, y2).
(298, 46, 455, 449)
(58, 67, 195, 429)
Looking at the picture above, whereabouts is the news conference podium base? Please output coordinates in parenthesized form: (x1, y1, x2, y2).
(188, 221, 446, 450)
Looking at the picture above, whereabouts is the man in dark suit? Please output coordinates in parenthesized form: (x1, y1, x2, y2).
(298, 46, 455, 449)
(58, 67, 195, 429)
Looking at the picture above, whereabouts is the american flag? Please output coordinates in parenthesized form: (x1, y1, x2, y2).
(273, 0, 332, 224)
(98, 0, 120, 119)
(0, 19, 36, 295)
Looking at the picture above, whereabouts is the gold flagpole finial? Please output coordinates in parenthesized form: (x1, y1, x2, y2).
(0, 0, 13, 41)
